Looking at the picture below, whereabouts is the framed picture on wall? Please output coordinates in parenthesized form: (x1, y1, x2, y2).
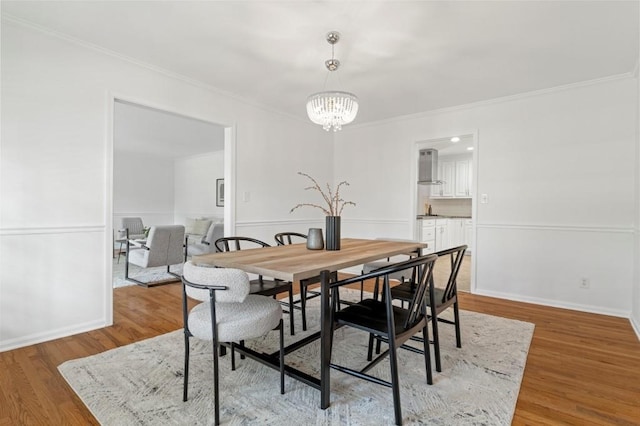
(216, 178, 224, 207)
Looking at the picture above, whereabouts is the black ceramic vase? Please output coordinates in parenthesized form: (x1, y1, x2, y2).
(325, 216, 341, 250)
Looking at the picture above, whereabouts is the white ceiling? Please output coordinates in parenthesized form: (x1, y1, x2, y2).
(3, 1, 639, 125)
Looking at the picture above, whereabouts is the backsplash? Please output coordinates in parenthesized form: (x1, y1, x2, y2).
(421, 198, 472, 217)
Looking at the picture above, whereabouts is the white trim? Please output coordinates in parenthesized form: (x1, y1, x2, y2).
(474, 288, 631, 319)
(476, 223, 634, 234)
(113, 211, 176, 217)
(236, 219, 324, 228)
(350, 73, 634, 130)
(342, 218, 408, 225)
(631, 316, 640, 341)
(0, 225, 104, 236)
(0, 319, 108, 353)
(632, 59, 639, 78)
(2, 14, 308, 126)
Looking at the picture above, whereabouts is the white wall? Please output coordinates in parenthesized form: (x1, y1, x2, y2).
(0, 19, 332, 351)
(174, 151, 224, 224)
(633, 70, 640, 338)
(113, 152, 176, 230)
(334, 76, 637, 318)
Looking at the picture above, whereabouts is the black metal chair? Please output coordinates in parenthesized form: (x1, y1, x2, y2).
(328, 254, 438, 426)
(215, 236, 296, 335)
(274, 232, 329, 331)
(181, 261, 285, 425)
(389, 245, 467, 372)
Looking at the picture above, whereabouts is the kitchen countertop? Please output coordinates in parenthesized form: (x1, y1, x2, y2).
(416, 215, 471, 219)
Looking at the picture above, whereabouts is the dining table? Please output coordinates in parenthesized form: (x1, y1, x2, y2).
(192, 237, 427, 410)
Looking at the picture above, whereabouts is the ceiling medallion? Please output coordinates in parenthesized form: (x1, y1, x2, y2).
(306, 31, 359, 132)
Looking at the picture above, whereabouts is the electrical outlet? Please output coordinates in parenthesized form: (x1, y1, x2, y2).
(579, 278, 590, 289)
(480, 194, 489, 204)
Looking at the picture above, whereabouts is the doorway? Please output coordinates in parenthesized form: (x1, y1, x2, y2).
(413, 133, 477, 292)
(110, 99, 232, 288)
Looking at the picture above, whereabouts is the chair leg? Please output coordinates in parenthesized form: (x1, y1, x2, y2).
(212, 340, 220, 426)
(239, 340, 245, 360)
(288, 289, 295, 336)
(453, 301, 462, 348)
(422, 323, 433, 385)
(367, 333, 375, 361)
(300, 282, 308, 331)
(183, 333, 190, 401)
(388, 341, 403, 425)
(431, 312, 442, 373)
(231, 342, 236, 371)
(279, 319, 285, 394)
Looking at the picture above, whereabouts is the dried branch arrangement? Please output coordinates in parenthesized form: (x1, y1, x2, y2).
(290, 172, 356, 216)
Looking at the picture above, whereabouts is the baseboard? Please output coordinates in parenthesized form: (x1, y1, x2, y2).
(0, 319, 108, 353)
(473, 288, 631, 319)
(631, 315, 640, 341)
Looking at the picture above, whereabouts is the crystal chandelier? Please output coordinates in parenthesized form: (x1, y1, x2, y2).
(306, 31, 359, 132)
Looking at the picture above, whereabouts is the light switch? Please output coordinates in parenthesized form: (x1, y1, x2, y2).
(243, 191, 250, 202)
(480, 194, 489, 204)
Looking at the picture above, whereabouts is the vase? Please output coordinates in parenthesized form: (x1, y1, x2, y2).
(325, 216, 341, 251)
(306, 228, 324, 250)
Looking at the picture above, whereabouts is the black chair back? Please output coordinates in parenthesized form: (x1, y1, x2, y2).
(214, 236, 270, 252)
(274, 232, 307, 246)
(433, 245, 467, 305)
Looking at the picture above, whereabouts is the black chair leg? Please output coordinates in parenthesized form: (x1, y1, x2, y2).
(279, 320, 285, 394)
(183, 334, 190, 401)
(367, 333, 375, 361)
(388, 343, 403, 425)
(240, 340, 245, 360)
(288, 289, 295, 335)
(453, 301, 462, 348)
(422, 323, 433, 385)
(300, 282, 308, 331)
(431, 312, 442, 373)
(212, 340, 220, 426)
(231, 342, 236, 371)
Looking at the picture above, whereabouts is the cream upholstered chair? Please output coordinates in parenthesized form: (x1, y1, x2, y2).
(125, 225, 185, 287)
(116, 217, 146, 263)
(184, 222, 224, 260)
(182, 261, 285, 425)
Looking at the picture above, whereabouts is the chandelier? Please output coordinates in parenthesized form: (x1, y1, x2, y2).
(306, 31, 359, 132)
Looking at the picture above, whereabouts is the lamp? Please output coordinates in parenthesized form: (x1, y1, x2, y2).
(306, 31, 359, 132)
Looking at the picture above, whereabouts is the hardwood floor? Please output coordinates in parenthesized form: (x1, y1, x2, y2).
(1, 281, 639, 425)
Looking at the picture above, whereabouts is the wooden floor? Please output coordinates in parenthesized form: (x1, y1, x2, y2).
(1, 281, 639, 425)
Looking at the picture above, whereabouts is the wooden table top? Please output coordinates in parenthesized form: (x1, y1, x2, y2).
(192, 238, 427, 282)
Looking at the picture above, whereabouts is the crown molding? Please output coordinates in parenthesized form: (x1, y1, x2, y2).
(1, 14, 309, 126)
(347, 72, 635, 130)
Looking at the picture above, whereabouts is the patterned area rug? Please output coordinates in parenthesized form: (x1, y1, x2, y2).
(59, 290, 534, 425)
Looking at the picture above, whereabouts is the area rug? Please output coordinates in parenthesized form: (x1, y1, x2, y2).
(112, 262, 183, 288)
(59, 290, 534, 425)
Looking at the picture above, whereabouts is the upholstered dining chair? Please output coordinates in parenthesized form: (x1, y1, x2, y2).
(328, 254, 438, 426)
(117, 217, 146, 263)
(389, 245, 467, 372)
(185, 222, 224, 260)
(125, 225, 185, 287)
(215, 236, 296, 335)
(181, 261, 285, 426)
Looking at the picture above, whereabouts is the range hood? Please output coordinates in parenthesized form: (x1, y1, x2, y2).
(418, 148, 443, 185)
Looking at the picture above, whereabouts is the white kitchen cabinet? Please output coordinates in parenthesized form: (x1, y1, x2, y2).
(449, 218, 465, 247)
(430, 155, 472, 199)
(430, 160, 454, 197)
(455, 159, 472, 198)
(464, 219, 473, 253)
(420, 219, 436, 254)
(435, 219, 449, 251)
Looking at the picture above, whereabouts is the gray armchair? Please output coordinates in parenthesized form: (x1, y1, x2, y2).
(125, 225, 185, 287)
(185, 222, 224, 260)
(116, 217, 146, 263)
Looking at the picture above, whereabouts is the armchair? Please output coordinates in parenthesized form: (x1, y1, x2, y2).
(125, 225, 185, 287)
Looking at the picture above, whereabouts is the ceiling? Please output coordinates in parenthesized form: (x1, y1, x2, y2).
(3, 1, 639, 125)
